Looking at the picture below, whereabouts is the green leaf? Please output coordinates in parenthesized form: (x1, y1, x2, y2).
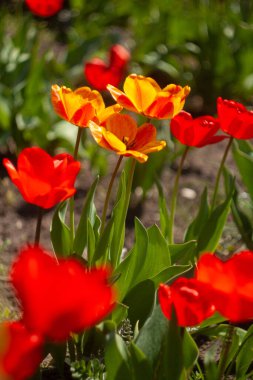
(50, 201, 71, 257)
(128, 342, 152, 380)
(184, 187, 209, 242)
(223, 166, 253, 250)
(156, 178, 170, 240)
(151, 264, 193, 287)
(114, 219, 148, 301)
(133, 224, 171, 285)
(105, 333, 132, 380)
(182, 330, 199, 375)
(169, 240, 197, 264)
(92, 218, 114, 264)
(115, 220, 171, 301)
(111, 303, 129, 325)
(109, 170, 127, 267)
(123, 280, 155, 327)
(232, 140, 253, 202)
(236, 325, 253, 378)
(73, 177, 99, 255)
(196, 185, 234, 255)
(87, 219, 96, 264)
(136, 305, 169, 370)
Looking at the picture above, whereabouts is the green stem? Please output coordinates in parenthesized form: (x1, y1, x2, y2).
(70, 128, 84, 245)
(168, 146, 190, 244)
(211, 137, 233, 211)
(34, 207, 43, 245)
(100, 156, 124, 234)
(73, 128, 83, 160)
(217, 324, 234, 380)
(125, 158, 136, 206)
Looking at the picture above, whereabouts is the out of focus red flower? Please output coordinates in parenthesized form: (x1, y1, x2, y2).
(3, 147, 80, 209)
(25, 0, 63, 17)
(0, 321, 43, 380)
(196, 251, 253, 322)
(170, 111, 227, 147)
(89, 113, 166, 163)
(217, 97, 253, 139)
(84, 44, 130, 91)
(107, 74, 190, 119)
(158, 279, 215, 327)
(109, 44, 130, 69)
(11, 246, 116, 341)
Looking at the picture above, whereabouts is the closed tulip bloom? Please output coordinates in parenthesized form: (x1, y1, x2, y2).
(170, 111, 227, 147)
(51, 84, 122, 127)
(217, 97, 253, 139)
(25, 0, 63, 17)
(158, 279, 215, 327)
(0, 321, 43, 380)
(89, 113, 166, 163)
(196, 251, 253, 322)
(3, 147, 80, 209)
(107, 74, 190, 119)
(11, 246, 116, 342)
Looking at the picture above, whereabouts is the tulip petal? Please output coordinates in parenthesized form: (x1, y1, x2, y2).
(106, 114, 137, 144)
(107, 84, 138, 113)
(117, 149, 148, 163)
(123, 74, 158, 112)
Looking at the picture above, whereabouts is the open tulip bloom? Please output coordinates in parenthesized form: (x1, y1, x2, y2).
(107, 73, 190, 119)
(88, 113, 166, 163)
(170, 111, 228, 147)
(159, 251, 253, 326)
(3, 147, 80, 209)
(217, 97, 253, 139)
(51, 84, 122, 127)
(10, 246, 116, 342)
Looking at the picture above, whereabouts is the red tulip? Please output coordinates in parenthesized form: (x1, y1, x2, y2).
(84, 45, 130, 91)
(25, 0, 63, 17)
(196, 251, 253, 322)
(158, 278, 215, 327)
(170, 111, 227, 147)
(3, 147, 80, 209)
(217, 97, 253, 139)
(109, 44, 131, 69)
(11, 246, 116, 341)
(0, 321, 43, 380)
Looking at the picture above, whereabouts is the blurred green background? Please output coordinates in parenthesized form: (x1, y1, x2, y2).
(1, 0, 253, 157)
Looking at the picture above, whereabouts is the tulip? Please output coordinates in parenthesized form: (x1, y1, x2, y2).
(196, 251, 253, 322)
(170, 111, 227, 147)
(217, 97, 253, 139)
(0, 321, 43, 380)
(158, 279, 215, 327)
(88, 113, 166, 163)
(25, 0, 63, 17)
(11, 246, 116, 341)
(51, 85, 122, 127)
(107, 74, 190, 119)
(84, 44, 130, 91)
(3, 147, 80, 209)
